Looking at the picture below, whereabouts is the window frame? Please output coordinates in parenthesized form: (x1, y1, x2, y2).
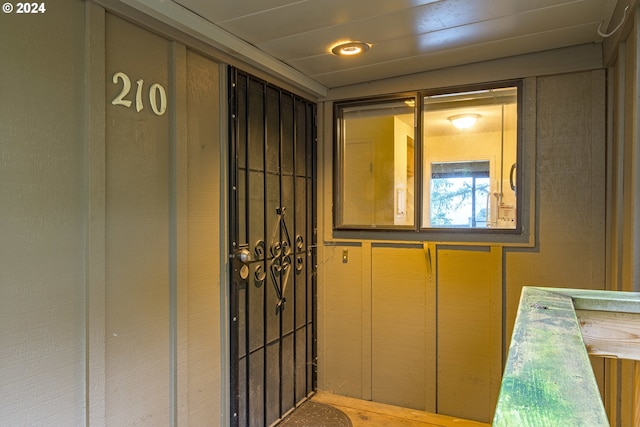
(332, 79, 533, 245)
(333, 92, 418, 230)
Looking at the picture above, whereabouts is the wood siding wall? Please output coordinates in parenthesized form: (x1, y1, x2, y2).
(0, 0, 622, 425)
(0, 3, 224, 425)
(607, 8, 640, 426)
(0, 1, 86, 424)
(318, 69, 606, 424)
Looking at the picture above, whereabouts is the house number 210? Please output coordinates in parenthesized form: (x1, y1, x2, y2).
(111, 72, 167, 116)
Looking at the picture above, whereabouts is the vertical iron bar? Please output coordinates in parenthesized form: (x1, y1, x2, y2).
(228, 66, 240, 427)
(310, 102, 318, 393)
(276, 88, 284, 420)
(291, 96, 298, 405)
(241, 72, 251, 426)
(262, 80, 268, 427)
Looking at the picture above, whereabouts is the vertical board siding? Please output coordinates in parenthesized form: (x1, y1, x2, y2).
(505, 70, 606, 390)
(2, 3, 225, 425)
(103, 14, 224, 426)
(318, 245, 364, 398)
(437, 246, 502, 423)
(185, 50, 222, 425)
(622, 24, 639, 427)
(506, 70, 605, 304)
(371, 246, 433, 411)
(105, 14, 172, 425)
(607, 16, 640, 426)
(0, 0, 86, 424)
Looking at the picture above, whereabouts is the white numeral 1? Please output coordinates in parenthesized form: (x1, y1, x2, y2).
(135, 79, 144, 112)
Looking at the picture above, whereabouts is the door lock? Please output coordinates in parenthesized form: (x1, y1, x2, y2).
(233, 246, 252, 281)
(235, 247, 252, 264)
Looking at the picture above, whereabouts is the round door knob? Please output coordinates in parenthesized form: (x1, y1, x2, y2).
(235, 248, 252, 264)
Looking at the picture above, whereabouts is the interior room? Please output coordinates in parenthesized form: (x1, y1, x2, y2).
(2, 0, 639, 425)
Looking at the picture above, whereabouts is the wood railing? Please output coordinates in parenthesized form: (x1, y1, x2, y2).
(493, 286, 640, 426)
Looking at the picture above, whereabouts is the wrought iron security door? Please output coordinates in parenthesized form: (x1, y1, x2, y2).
(229, 68, 317, 427)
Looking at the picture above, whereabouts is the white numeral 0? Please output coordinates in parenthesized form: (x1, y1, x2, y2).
(111, 72, 167, 116)
(149, 83, 167, 116)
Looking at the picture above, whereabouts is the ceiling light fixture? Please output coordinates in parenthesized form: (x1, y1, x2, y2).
(331, 41, 370, 56)
(448, 113, 480, 129)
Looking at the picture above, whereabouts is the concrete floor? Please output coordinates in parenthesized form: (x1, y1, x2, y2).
(310, 392, 491, 427)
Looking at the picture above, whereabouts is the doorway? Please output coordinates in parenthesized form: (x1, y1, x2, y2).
(228, 67, 317, 426)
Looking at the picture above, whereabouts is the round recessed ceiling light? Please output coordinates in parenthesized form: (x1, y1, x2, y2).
(331, 41, 371, 56)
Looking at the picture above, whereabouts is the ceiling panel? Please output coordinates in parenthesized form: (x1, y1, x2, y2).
(210, 0, 446, 42)
(172, 0, 304, 23)
(306, 25, 599, 87)
(258, 0, 604, 61)
(161, 0, 617, 90)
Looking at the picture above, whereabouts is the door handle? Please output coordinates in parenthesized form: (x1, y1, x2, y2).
(235, 247, 252, 264)
(233, 246, 252, 281)
(509, 163, 517, 192)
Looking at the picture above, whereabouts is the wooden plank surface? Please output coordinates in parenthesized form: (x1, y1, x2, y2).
(576, 309, 640, 361)
(493, 287, 608, 426)
(546, 287, 640, 313)
(312, 392, 488, 427)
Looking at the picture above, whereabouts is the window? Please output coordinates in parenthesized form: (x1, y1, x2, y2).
(430, 161, 490, 228)
(335, 81, 522, 236)
(337, 97, 416, 228)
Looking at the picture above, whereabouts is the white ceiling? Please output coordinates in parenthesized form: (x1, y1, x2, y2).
(124, 0, 621, 93)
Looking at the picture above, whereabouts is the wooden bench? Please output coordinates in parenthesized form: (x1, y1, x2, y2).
(493, 286, 640, 426)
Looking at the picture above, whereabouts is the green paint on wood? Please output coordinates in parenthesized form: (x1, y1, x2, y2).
(493, 287, 608, 426)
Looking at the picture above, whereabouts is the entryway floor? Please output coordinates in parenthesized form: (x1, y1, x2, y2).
(310, 391, 491, 427)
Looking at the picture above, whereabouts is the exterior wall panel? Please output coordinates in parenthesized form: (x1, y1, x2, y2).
(371, 245, 434, 412)
(0, 4, 224, 424)
(0, 1, 87, 424)
(318, 69, 606, 421)
(104, 14, 172, 425)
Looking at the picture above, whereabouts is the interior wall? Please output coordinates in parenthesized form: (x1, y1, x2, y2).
(317, 66, 606, 423)
(0, 2, 224, 425)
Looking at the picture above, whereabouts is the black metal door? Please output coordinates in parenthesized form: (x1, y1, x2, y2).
(229, 68, 317, 427)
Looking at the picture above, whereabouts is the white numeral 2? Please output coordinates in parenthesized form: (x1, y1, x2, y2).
(111, 72, 167, 116)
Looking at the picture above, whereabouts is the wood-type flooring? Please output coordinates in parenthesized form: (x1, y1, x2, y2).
(279, 391, 491, 427)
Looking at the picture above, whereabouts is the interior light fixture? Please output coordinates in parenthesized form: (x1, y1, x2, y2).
(331, 41, 370, 56)
(448, 113, 480, 129)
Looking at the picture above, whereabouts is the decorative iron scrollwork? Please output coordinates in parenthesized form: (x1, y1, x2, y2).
(268, 207, 294, 313)
(253, 240, 267, 287)
(254, 264, 266, 286)
(295, 235, 304, 273)
(254, 240, 266, 261)
(248, 208, 307, 313)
